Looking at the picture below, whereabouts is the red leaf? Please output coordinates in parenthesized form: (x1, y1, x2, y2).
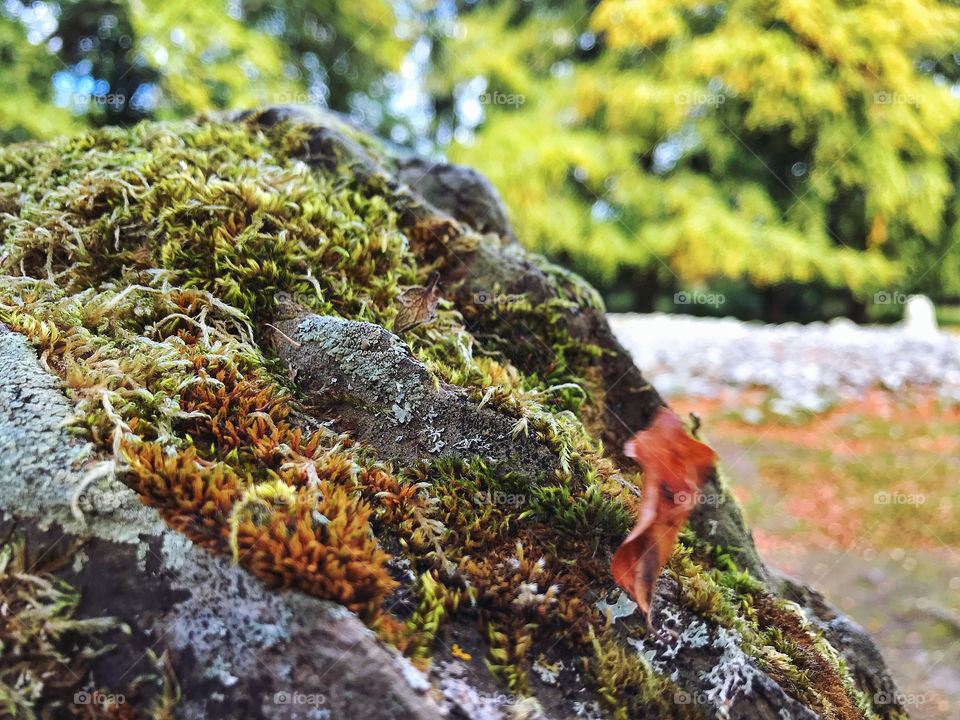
(611, 406, 716, 630)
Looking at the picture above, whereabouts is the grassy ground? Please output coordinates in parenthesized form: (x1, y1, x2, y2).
(669, 389, 960, 720)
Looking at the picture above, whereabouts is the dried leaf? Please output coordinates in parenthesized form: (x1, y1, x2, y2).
(611, 406, 716, 630)
(393, 271, 440, 333)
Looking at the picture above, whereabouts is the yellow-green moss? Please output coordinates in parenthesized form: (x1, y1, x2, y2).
(0, 530, 177, 719)
(0, 115, 876, 717)
(588, 627, 700, 720)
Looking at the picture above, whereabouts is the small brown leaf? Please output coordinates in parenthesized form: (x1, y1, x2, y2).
(611, 406, 716, 631)
(393, 271, 440, 333)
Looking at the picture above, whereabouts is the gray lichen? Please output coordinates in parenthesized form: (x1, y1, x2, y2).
(0, 324, 164, 544)
(270, 311, 558, 477)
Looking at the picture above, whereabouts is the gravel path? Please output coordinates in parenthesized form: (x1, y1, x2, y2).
(609, 313, 960, 412)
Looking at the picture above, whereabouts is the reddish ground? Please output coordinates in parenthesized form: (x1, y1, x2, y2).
(669, 388, 960, 720)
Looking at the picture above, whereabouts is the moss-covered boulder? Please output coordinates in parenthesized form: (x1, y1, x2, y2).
(0, 107, 906, 720)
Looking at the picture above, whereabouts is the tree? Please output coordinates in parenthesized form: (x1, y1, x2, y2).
(428, 0, 960, 312)
(0, 0, 407, 134)
(0, 17, 75, 141)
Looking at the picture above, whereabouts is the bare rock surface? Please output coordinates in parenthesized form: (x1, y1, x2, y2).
(268, 312, 557, 478)
(395, 156, 518, 242)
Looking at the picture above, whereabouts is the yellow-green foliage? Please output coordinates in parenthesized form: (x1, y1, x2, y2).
(124, 0, 406, 120)
(588, 627, 700, 720)
(0, 532, 119, 718)
(434, 0, 960, 298)
(0, 1, 406, 137)
(0, 18, 75, 142)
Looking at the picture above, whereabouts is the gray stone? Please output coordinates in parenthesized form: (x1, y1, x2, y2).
(267, 310, 558, 479)
(395, 156, 518, 242)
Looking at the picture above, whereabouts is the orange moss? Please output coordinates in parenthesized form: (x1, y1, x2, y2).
(234, 481, 396, 619)
(120, 347, 399, 619)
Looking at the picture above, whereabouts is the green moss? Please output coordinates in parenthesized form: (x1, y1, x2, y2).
(0, 530, 177, 719)
(403, 571, 469, 664)
(588, 627, 701, 720)
(0, 115, 876, 718)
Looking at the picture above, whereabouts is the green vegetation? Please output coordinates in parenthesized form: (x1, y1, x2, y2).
(588, 626, 700, 720)
(0, 114, 879, 717)
(5, 0, 960, 317)
(0, 0, 405, 135)
(428, 0, 960, 313)
(0, 17, 75, 142)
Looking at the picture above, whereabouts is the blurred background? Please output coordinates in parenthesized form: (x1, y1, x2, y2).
(1, 1, 958, 717)
(5, 0, 960, 325)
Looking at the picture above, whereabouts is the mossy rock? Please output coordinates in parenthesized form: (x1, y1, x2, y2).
(0, 107, 907, 720)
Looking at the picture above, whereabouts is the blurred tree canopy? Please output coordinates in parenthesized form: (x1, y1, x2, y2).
(0, 0, 407, 140)
(0, 14, 74, 139)
(427, 0, 960, 314)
